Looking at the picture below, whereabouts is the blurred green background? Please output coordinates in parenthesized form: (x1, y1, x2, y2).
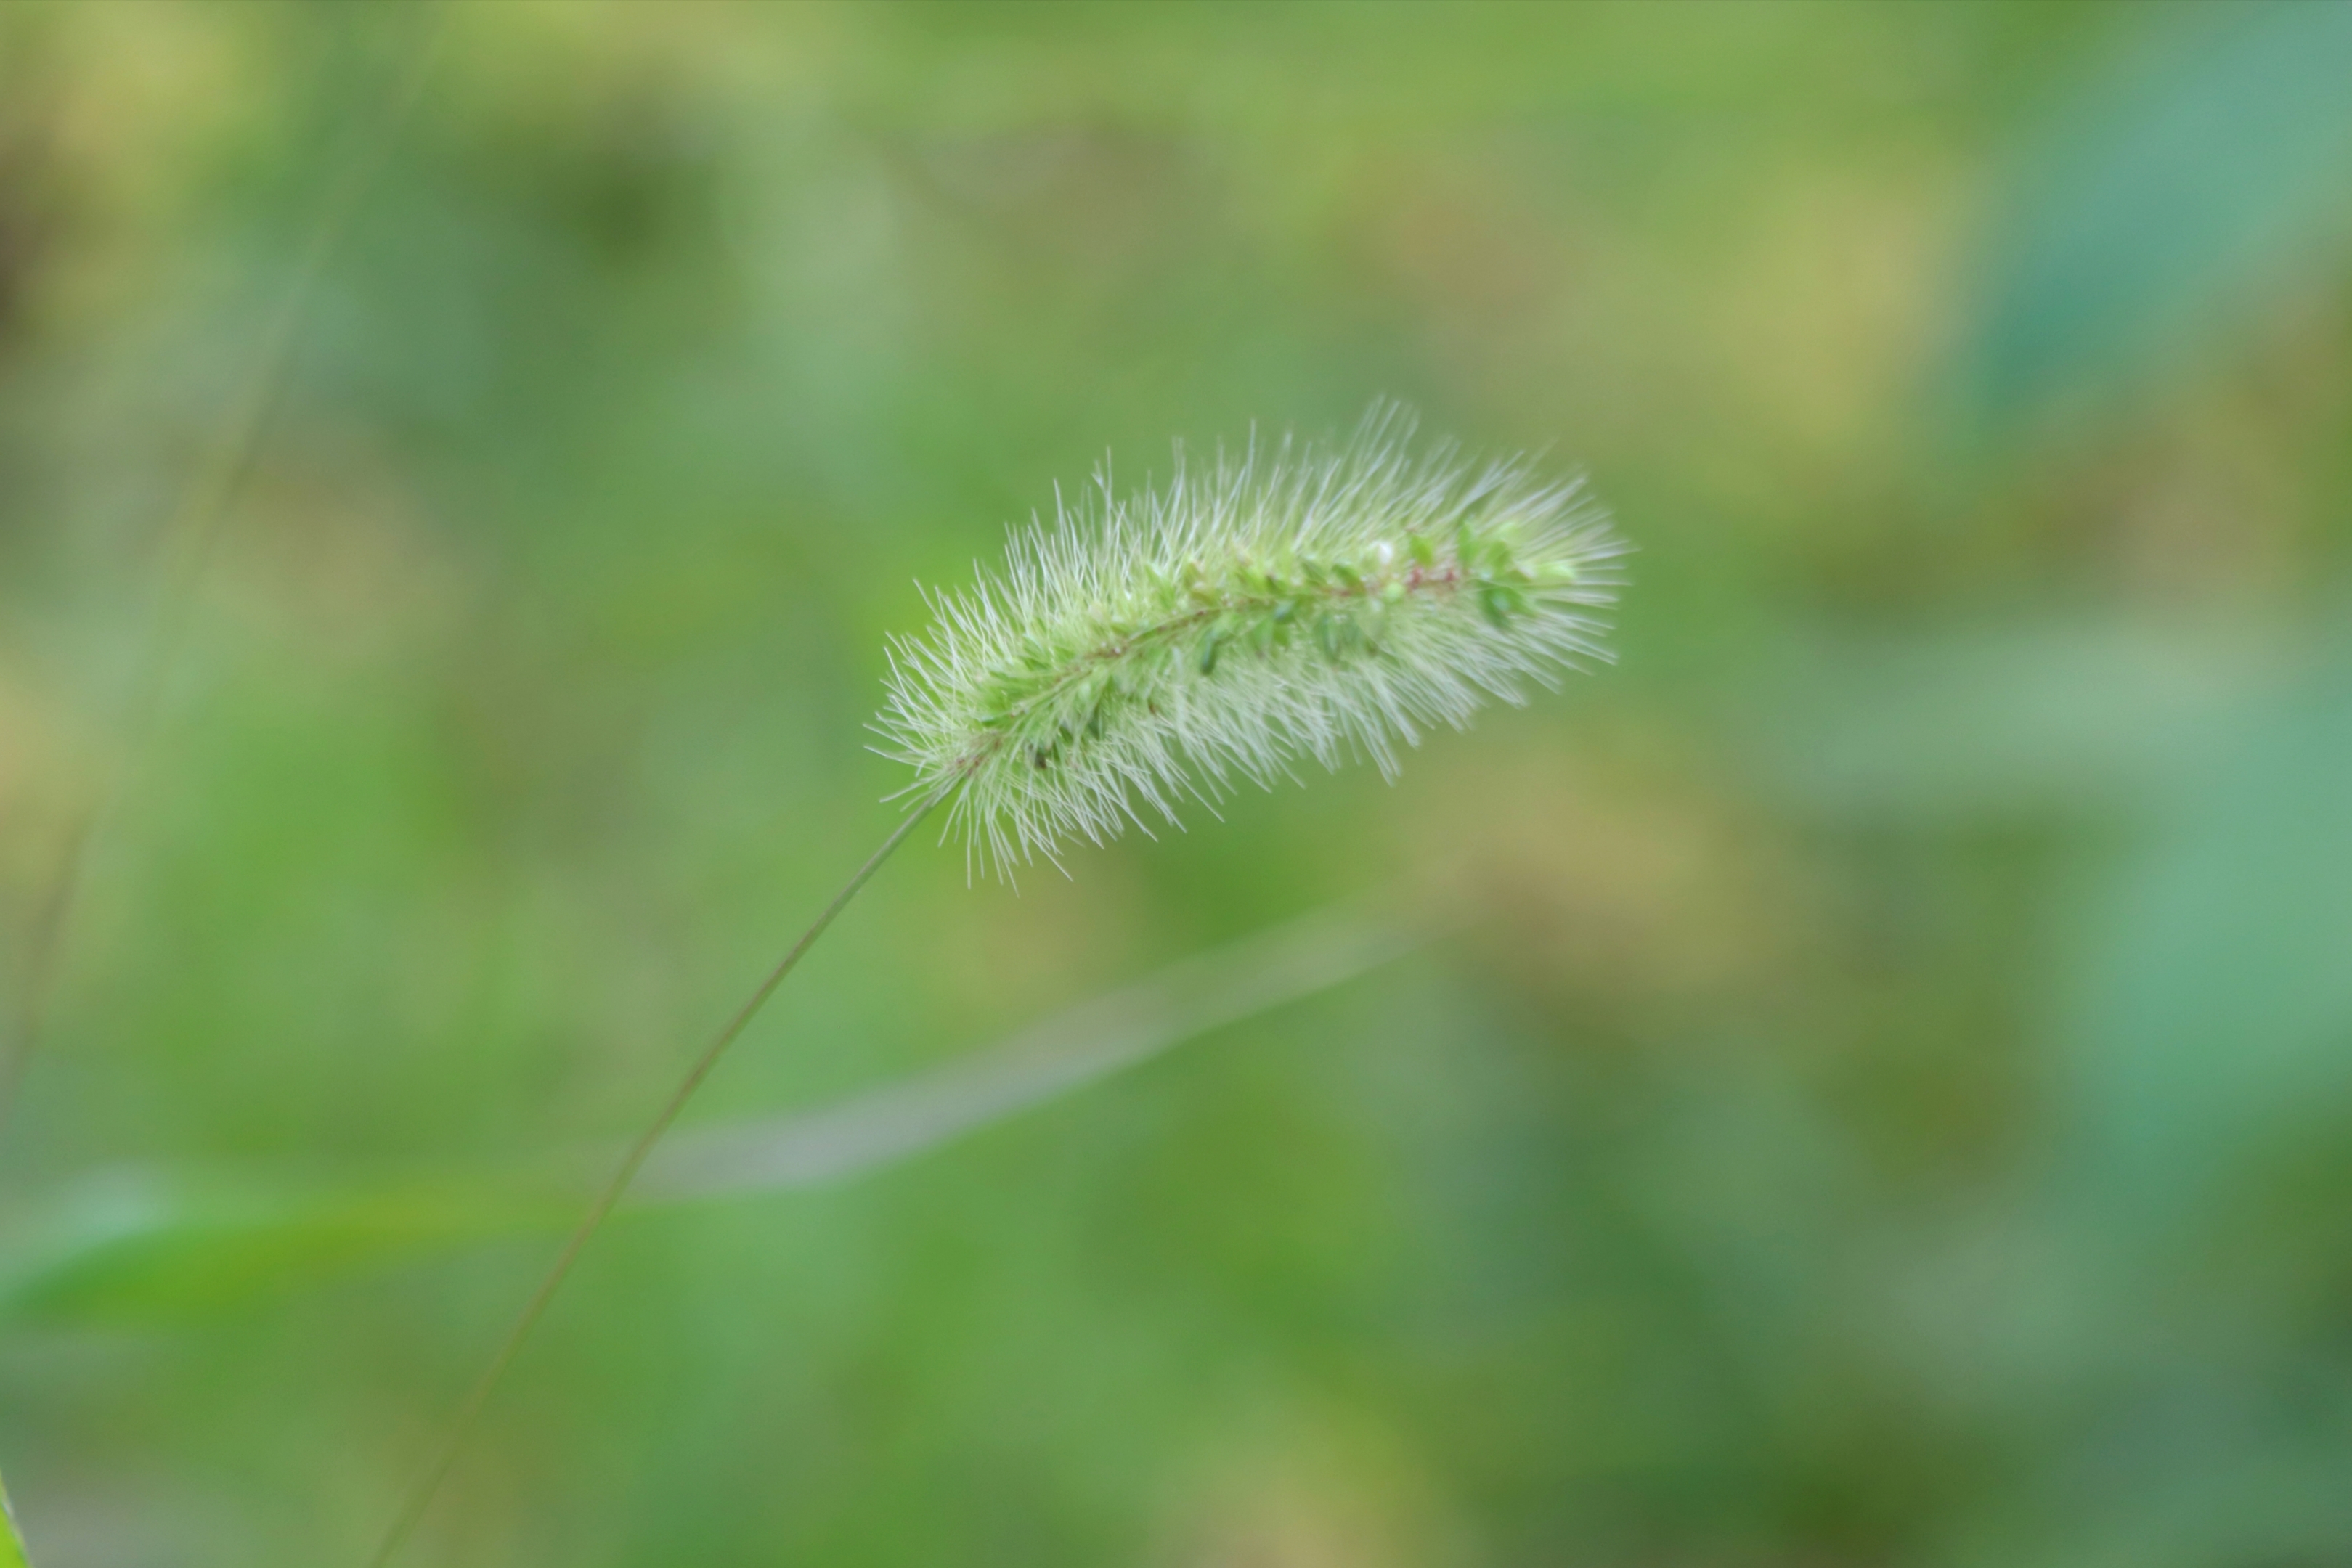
(5, 1, 2352, 1564)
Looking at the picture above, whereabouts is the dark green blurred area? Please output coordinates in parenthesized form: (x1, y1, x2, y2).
(4, 1, 2352, 1563)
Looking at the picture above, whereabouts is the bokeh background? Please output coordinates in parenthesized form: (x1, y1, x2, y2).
(5, 2, 2352, 1564)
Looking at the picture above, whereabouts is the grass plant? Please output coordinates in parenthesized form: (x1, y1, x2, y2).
(365, 406, 1621, 1563)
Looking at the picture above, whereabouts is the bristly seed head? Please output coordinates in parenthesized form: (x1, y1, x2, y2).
(874, 404, 1624, 877)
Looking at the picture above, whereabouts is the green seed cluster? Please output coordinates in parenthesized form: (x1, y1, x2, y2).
(878, 408, 1621, 874)
(972, 525, 1581, 777)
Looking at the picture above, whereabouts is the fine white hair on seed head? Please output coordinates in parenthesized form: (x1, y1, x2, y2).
(873, 403, 1625, 878)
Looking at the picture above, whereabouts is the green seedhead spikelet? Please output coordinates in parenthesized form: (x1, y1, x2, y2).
(877, 407, 1624, 875)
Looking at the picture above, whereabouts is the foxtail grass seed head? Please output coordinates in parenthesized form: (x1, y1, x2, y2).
(877, 407, 1624, 875)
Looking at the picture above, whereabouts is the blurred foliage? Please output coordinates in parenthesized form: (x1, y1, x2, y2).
(0, 907, 1419, 1328)
(3, 2, 2352, 1566)
(0, 1469, 21, 1568)
(1958, 0, 2352, 432)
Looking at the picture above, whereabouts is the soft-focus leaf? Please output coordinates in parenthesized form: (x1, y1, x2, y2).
(0, 909, 1419, 1324)
(0, 1171, 564, 1326)
(1765, 618, 2278, 821)
(1961, 1, 2352, 425)
(2057, 673, 2352, 1223)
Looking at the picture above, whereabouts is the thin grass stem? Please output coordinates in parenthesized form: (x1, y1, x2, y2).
(363, 790, 946, 1568)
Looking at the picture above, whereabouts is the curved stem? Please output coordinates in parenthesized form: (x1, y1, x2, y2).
(364, 793, 946, 1568)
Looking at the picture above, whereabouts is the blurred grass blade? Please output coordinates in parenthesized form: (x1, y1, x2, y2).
(0, 9, 447, 1135)
(0, 1465, 25, 1568)
(1763, 616, 2283, 822)
(1959, 0, 2352, 426)
(0, 1172, 569, 1326)
(633, 907, 1429, 1201)
(0, 906, 1426, 1325)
